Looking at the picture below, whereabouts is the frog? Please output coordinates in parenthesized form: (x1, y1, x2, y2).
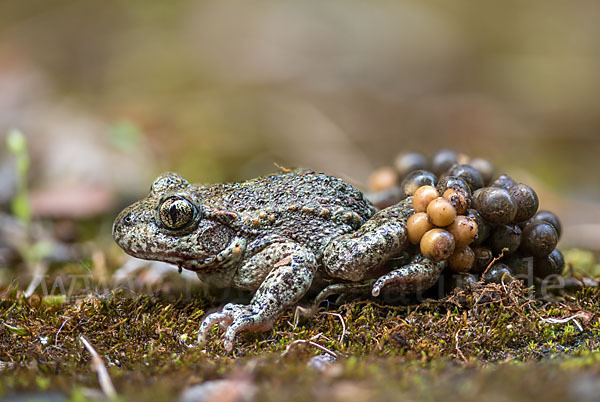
(112, 169, 446, 351)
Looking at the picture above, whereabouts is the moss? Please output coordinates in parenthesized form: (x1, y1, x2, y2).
(0, 250, 599, 401)
(564, 249, 600, 277)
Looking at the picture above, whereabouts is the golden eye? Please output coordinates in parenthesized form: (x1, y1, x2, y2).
(159, 197, 195, 229)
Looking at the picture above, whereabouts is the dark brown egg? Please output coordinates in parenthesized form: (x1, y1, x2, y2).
(413, 185, 440, 213)
(490, 174, 517, 191)
(501, 253, 530, 277)
(446, 164, 484, 191)
(437, 176, 472, 197)
(467, 208, 491, 245)
(471, 246, 493, 273)
(447, 273, 478, 291)
(520, 221, 558, 258)
(533, 249, 565, 279)
(431, 150, 458, 176)
(489, 224, 522, 255)
(420, 228, 456, 262)
(483, 263, 514, 284)
(407, 212, 434, 244)
(469, 158, 495, 186)
(448, 246, 475, 273)
(509, 183, 539, 223)
(394, 152, 429, 178)
(529, 210, 562, 239)
(400, 170, 438, 198)
(472, 187, 517, 225)
(427, 197, 457, 227)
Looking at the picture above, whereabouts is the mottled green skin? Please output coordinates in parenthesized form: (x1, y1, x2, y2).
(113, 170, 445, 351)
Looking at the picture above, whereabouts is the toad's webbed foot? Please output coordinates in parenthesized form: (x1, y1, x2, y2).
(371, 254, 446, 297)
(198, 303, 275, 352)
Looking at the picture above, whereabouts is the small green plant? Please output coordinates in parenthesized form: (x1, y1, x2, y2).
(6, 129, 51, 295)
(6, 129, 31, 228)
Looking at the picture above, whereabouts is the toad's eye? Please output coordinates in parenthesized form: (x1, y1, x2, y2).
(159, 197, 195, 229)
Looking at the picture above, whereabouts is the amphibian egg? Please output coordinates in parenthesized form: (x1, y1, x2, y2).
(520, 221, 558, 258)
(472, 187, 517, 225)
(528, 210, 562, 239)
(471, 246, 493, 273)
(427, 197, 457, 227)
(469, 158, 494, 186)
(394, 152, 429, 179)
(413, 185, 439, 212)
(533, 249, 565, 278)
(483, 263, 513, 284)
(489, 224, 522, 255)
(431, 149, 458, 176)
(490, 174, 517, 191)
(407, 212, 434, 244)
(400, 170, 438, 197)
(442, 188, 470, 215)
(446, 215, 478, 247)
(448, 246, 475, 273)
(446, 164, 484, 192)
(420, 228, 455, 262)
(368, 167, 398, 192)
(509, 183, 539, 223)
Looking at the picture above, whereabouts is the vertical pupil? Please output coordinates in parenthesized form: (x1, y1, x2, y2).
(169, 203, 180, 224)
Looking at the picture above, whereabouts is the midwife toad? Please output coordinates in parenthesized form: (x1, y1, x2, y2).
(113, 170, 445, 351)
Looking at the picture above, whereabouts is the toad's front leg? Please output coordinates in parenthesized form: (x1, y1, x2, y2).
(198, 242, 316, 351)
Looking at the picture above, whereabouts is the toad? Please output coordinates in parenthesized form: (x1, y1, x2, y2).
(113, 170, 445, 351)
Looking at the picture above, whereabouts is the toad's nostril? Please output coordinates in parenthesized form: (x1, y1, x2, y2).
(123, 213, 134, 226)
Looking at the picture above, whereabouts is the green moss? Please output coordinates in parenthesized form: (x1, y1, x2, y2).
(564, 249, 600, 277)
(1, 251, 599, 401)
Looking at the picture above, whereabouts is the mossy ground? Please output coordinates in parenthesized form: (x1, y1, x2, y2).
(1, 252, 599, 401)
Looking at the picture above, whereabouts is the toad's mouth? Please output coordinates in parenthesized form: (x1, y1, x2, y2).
(114, 236, 214, 268)
(115, 226, 247, 274)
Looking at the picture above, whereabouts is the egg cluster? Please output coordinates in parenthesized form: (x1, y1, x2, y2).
(407, 184, 478, 273)
(368, 150, 564, 282)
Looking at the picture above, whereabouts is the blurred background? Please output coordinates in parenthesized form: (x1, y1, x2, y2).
(0, 0, 599, 247)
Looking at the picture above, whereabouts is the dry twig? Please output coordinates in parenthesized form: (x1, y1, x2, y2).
(454, 330, 468, 363)
(320, 311, 347, 344)
(541, 313, 588, 332)
(281, 339, 338, 359)
(481, 249, 506, 278)
(80, 336, 117, 398)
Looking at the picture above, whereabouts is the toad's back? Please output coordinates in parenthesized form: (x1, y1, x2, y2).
(191, 170, 376, 252)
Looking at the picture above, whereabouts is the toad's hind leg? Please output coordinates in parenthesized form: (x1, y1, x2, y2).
(371, 254, 446, 297)
(323, 198, 413, 282)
